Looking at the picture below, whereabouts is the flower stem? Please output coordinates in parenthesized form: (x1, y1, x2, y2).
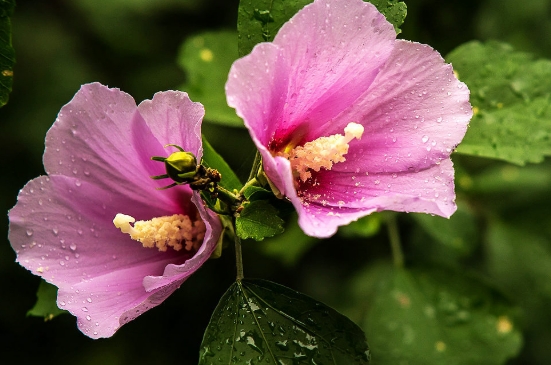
(234, 232, 244, 280)
(216, 186, 241, 206)
(386, 214, 404, 268)
(248, 151, 262, 182)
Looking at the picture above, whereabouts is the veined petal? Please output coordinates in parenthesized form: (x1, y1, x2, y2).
(331, 40, 471, 174)
(296, 159, 457, 237)
(9, 83, 220, 338)
(271, 0, 396, 143)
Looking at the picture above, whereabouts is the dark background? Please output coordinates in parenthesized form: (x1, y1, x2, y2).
(1, 0, 550, 364)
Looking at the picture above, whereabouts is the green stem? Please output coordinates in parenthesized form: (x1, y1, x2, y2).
(234, 232, 244, 280)
(248, 151, 262, 182)
(387, 214, 404, 268)
(216, 186, 241, 206)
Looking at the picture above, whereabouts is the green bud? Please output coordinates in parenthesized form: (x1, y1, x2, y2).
(151, 145, 199, 189)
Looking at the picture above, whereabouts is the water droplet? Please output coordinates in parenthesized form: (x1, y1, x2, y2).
(52, 228, 59, 236)
(60, 301, 66, 306)
(87, 297, 92, 303)
(422, 135, 429, 143)
(82, 307, 88, 312)
(70, 243, 77, 251)
(26, 229, 33, 237)
(436, 117, 443, 123)
(86, 315, 91, 321)
(75, 180, 82, 187)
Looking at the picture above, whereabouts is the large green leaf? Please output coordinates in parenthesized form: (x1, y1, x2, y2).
(237, 0, 407, 57)
(358, 265, 522, 365)
(27, 280, 66, 320)
(178, 31, 242, 127)
(448, 41, 551, 165)
(235, 200, 284, 241)
(0, 0, 15, 107)
(199, 279, 370, 364)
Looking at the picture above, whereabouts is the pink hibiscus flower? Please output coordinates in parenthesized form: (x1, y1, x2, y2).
(226, 0, 472, 238)
(8, 83, 222, 338)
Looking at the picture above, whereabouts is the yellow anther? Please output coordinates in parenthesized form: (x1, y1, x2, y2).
(277, 122, 364, 182)
(113, 213, 205, 252)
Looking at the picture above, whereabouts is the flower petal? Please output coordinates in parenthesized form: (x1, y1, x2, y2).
(271, 0, 396, 143)
(137, 90, 205, 160)
(332, 40, 471, 174)
(227, 0, 396, 148)
(9, 83, 220, 338)
(8, 176, 192, 337)
(294, 158, 458, 237)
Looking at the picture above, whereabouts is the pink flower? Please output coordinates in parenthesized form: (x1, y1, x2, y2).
(8, 83, 222, 338)
(226, 0, 471, 238)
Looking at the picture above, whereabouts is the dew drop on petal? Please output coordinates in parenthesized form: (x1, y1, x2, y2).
(82, 307, 88, 312)
(422, 135, 429, 143)
(70, 243, 77, 251)
(26, 229, 33, 237)
(86, 315, 91, 321)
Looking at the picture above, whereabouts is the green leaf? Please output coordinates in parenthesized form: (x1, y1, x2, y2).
(201, 136, 242, 191)
(447, 41, 551, 165)
(361, 265, 522, 365)
(237, 0, 406, 57)
(178, 31, 242, 127)
(0, 0, 15, 107)
(368, 0, 407, 34)
(235, 200, 284, 241)
(199, 279, 370, 364)
(27, 280, 67, 320)
(242, 185, 272, 201)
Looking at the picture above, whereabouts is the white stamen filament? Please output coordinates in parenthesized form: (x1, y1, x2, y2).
(113, 213, 205, 252)
(278, 122, 364, 182)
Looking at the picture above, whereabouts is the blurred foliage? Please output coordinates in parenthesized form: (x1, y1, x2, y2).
(449, 41, 551, 165)
(2, 0, 551, 365)
(0, 0, 15, 107)
(178, 31, 243, 127)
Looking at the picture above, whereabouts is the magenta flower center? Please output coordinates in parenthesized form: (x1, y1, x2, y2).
(276, 122, 364, 182)
(113, 213, 206, 252)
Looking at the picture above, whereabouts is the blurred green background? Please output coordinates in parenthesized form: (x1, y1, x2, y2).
(1, 0, 551, 364)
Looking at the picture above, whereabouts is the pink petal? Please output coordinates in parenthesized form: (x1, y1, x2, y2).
(271, 0, 396, 143)
(227, 0, 396, 148)
(137, 90, 205, 160)
(294, 159, 457, 237)
(331, 40, 471, 174)
(9, 83, 221, 338)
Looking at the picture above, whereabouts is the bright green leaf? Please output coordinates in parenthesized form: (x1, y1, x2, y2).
(27, 280, 67, 320)
(368, 0, 406, 34)
(199, 279, 370, 364)
(236, 200, 284, 241)
(0, 0, 15, 107)
(201, 136, 242, 191)
(362, 265, 522, 365)
(178, 31, 242, 127)
(448, 41, 551, 165)
(237, 0, 406, 57)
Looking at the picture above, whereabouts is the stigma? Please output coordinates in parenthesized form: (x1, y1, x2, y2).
(113, 213, 206, 252)
(277, 122, 364, 182)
